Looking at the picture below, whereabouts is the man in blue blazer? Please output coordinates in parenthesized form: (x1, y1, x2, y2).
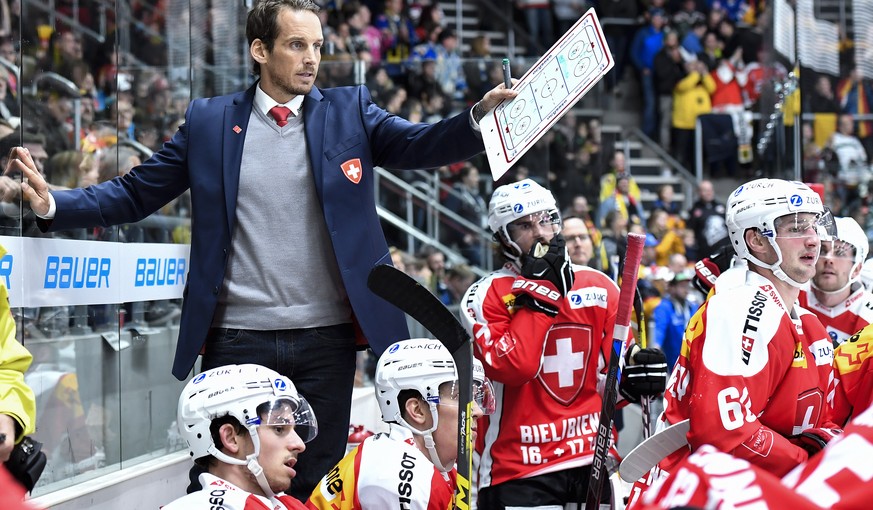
(9, 0, 517, 499)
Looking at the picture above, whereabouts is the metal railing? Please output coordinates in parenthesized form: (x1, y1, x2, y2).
(374, 166, 494, 273)
(623, 127, 697, 212)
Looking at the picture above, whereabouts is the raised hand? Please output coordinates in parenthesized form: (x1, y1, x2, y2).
(512, 234, 574, 317)
(5, 147, 51, 216)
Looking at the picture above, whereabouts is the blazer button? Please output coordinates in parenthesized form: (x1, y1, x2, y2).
(213, 286, 219, 294)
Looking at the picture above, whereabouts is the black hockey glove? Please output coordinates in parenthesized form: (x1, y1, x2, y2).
(619, 345, 668, 404)
(512, 234, 574, 317)
(789, 427, 842, 457)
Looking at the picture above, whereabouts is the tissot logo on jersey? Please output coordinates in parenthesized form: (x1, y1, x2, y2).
(207, 488, 226, 510)
(397, 451, 416, 507)
(741, 290, 767, 364)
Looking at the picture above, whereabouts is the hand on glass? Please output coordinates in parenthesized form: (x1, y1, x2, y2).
(4, 146, 50, 216)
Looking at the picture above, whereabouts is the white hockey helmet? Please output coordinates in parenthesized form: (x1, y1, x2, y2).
(831, 216, 869, 267)
(725, 179, 826, 287)
(178, 364, 317, 472)
(488, 179, 561, 261)
(375, 338, 494, 471)
(861, 258, 873, 290)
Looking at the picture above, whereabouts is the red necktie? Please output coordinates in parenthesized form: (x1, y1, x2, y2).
(269, 105, 292, 127)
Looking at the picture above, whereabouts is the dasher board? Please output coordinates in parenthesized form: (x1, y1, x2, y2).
(482, 8, 613, 181)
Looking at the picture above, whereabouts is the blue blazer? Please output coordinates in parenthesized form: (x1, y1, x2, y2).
(41, 83, 484, 379)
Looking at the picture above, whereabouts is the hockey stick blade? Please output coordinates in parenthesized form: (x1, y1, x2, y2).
(367, 264, 474, 510)
(368, 264, 469, 352)
(619, 419, 690, 482)
(585, 232, 646, 510)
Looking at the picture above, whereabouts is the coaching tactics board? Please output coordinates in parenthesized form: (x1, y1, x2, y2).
(482, 8, 613, 180)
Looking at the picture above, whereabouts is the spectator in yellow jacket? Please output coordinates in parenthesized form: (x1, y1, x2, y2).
(599, 150, 642, 204)
(647, 208, 686, 266)
(672, 59, 715, 169)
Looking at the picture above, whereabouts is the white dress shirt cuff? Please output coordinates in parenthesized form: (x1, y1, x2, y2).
(469, 107, 482, 133)
(37, 193, 56, 219)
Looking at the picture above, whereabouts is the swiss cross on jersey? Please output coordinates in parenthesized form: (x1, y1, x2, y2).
(537, 324, 593, 405)
(741, 335, 755, 364)
(341, 158, 363, 184)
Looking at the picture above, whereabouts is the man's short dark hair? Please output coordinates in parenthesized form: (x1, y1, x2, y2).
(246, 0, 321, 76)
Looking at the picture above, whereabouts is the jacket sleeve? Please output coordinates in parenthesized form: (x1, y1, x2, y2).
(702, 72, 717, 94)
(460, 275, 554, 384)
(674, 71, 703, 93)
(0, 261, 36, 442)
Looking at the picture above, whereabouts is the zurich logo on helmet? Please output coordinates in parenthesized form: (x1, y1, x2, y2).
(193, 373, 206, 384)
(388, 343, 400, 353)
(513, 204, 524, 214)
(789, 194, 803, 207)
(733, 185, 744, 196)
(514, 182, 530, 190)
(273, 378, 287, 391)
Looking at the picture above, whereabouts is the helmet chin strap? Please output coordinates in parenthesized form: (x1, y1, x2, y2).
(398, 404, 452, 479)
(497, 231, 523, 267)
(244, 429, 282, 504)
(810, 261, 862, 296)
(421, 430, 451, 479)
(206, 429, 281, 504)
(748, 237, 808, 289)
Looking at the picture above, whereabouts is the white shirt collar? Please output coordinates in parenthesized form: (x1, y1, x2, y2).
(254, 83, 305, 119)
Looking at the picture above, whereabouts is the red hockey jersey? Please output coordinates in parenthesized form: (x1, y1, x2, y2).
(636, 403, 873, 509)
(799, 285, 873, 347)
(661, 268, 837, 474)
(460, 263, 626, 489)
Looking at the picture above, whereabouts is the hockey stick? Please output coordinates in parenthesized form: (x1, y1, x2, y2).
(367, 264, 474, 510)
(619, 419, 690, 482)
(585, 232, 646, 510)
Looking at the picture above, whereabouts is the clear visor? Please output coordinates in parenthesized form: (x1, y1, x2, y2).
(819, 239, 857, 260)
(433, 378, 497, 415)
(770, 211, 833, 240)
(506, 210, 562, 238)
(253, 396, 318, 443)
